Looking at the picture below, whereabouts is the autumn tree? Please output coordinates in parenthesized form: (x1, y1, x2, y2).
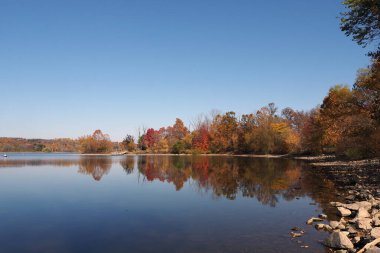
(122, 134, 136, 152)
(191, 125, 209, 153)
(191, 115, 210, 153)
(209, 111, 239, 153)
(78, 130, 113, 154)
(318, 83, 376, 158)
(354, 62, 380, 124)
(236, 113, 256, 153)
(143, 128, 157, 149)
(250, 104, 279, 154)
(167, 118, 190, 154)
(168, 118, 189, 140)
(300, 108, 324, 154)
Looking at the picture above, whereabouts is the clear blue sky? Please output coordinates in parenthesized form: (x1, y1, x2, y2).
(0, 0, 370, 141)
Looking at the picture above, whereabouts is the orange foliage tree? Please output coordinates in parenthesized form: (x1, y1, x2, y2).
(78, 130, 113, 154)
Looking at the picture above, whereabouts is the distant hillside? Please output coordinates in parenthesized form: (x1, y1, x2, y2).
(0, 137, 80, 152)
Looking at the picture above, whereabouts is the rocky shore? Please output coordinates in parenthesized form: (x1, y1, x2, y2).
(295, 156, 380, 201)
(297, 156, 380, 252)
(304, 199, 380, 252)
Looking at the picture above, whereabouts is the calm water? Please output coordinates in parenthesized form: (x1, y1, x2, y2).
(0, 154, 339, 253)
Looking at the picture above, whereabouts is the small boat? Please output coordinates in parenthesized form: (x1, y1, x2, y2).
(3, 154, 7, 157)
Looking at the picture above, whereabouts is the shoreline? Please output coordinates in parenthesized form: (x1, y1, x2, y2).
(1, 151, 292, 158)
(297, 155, 380, 252)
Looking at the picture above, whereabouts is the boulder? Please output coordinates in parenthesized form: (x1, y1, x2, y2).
(344, 203, 360, 211)
(323, 231, 354, 249)
(339, 218, 348, 225)
(357, 201, 372, 210)
(337, 207, 352, 217)
(357, 218, 373, 230)
(357, 207, 371, 219)
(344, 201, 372, 211)
(330, 221, 340, 229)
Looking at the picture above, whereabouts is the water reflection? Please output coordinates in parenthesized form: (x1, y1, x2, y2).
(78, 157, 112, 181)
(0, 155, 339, 208)
(0, 158, 79, 167)
(0, 154, 342, 253)
(120, 155, 135, 175)
(135, 156, 306, 206)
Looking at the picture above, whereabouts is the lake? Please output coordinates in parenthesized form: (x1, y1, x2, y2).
(0, 154, 339, 253)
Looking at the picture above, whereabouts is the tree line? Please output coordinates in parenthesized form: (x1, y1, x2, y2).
(120, 72, 378, 158)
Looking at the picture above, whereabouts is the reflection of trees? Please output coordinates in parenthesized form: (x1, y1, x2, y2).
(136, 156, 312, 206)
(1, 155, 340, 211)
(0, 159, 79, 168)
(78, 157, 112, 181)
(120, 156, 135, 175)
(138, 156, 191, 191)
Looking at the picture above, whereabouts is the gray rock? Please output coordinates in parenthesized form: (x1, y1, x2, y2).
(319, 213, 328, 219)
(315, 223, 324, 230)
(338, 207, 352, 217)
(324, 231, 354, 249)
(371, 227, 380, 238)
(348, 218, 357, 224)
(340, 218, 348, 225)
(330, 221, 340, 229)
(315, 223, 332, 231)
(306, 217, 323, 225)
(357, 207, 371, 219)
(344, 203, 360, 211)
(356, 218, 373, 230)
(357, 201, 372, 210)
(344, 201, 372, 211)
(331, 202, 344, 207)
(338, 223, 346, 230)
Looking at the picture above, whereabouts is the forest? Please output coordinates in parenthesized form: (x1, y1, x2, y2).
(126, 66, 380, 159)
(1, 68, 379, 160)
